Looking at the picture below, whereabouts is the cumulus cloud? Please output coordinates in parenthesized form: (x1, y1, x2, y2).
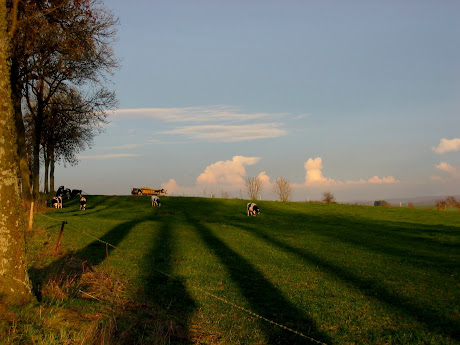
(257, 171, 274, 190)
(432, 138, 460, 154)
(160, 156, 261, 196)
(196, 156, 260, 186)
(302, 157, 398, 186)
(436, 162, 460, 178)
(304, 157, 339, 185)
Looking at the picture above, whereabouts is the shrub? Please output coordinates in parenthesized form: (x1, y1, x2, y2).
(374, 200, 390, 207)
(322, 192, 336, 204)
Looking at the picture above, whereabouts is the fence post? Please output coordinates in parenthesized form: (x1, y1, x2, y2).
(54, 221, 68, 256)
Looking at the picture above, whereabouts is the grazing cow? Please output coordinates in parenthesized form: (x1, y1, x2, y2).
(247, 202, 260, 216)
(79, 195, 87, 210)
(51, 196, 63, 209)
(151, 195, 161, 207)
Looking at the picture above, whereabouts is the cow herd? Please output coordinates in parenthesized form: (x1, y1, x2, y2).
(50, 185, 86, 211)
(151, 196, 261, 216)
(51, 188, 261, 217)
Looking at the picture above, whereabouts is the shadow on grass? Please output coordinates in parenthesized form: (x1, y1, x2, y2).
(28, 218, 143, 300)
(234, 219, 460, 342)
(138, 211, 196, 344)
(183, 209, 332, 345)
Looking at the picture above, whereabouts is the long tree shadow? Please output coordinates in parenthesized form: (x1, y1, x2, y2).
(29, 218, 143, 300)
(234, 221, 460, 341)
(246, 205, 459, 274)
(183, 210, 332, 345)
(138, 212, 196, 344)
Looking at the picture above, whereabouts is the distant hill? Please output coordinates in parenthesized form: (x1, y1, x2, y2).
(353, 195, 460, 206)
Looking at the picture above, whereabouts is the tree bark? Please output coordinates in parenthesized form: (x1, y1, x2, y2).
(0, 0, 33, 305)
(50, 145, 55, 193)
(43, 147, 49, 193)
(11, 56, 32, 200)
(32, 86, 44, 199)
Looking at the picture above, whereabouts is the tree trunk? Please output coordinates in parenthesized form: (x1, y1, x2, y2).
(32, 90, 44, 199)
(0, 1, 33, 305)
(50, 145, 55, 193)
(11, 57, 32, 200)
(43, 146, 49, 193)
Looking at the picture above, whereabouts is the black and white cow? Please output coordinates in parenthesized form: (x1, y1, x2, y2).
(79, 195, 87, 210)
(151, 195, 161, 207)
(247, 202, 260, 216)
(51, 196, 63, 209)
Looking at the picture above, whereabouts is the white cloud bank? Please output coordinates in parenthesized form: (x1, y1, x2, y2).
(111, 105, 285, 123)
(300, 157, 398, 186)
(161, 155, 398, 198)
(432, 138, 460, 154)
(78, 153, 141, 160)
(111, 105, 287, 143)
(161, 123, 286, 142)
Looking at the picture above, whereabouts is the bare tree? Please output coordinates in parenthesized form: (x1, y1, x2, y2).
(322, 191, 336, 204)
(245, 176, 263, 200)
(273, 177, 292, 202)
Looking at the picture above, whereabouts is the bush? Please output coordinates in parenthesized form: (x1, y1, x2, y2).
(322, 192, 336, 204)
(374, 200, 390, 207)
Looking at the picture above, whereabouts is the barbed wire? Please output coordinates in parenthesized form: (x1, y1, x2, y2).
(36, 211, 328, 345)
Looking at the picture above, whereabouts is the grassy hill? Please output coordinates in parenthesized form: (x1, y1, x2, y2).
(4, 196, 459, 344)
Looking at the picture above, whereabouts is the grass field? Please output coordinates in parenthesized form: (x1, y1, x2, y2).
(7, 196, 460, 344)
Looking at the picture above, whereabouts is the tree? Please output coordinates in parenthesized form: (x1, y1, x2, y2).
(273, 177, 292, 202)
(0, 0, 33, 305)
(445, 196, 458, 207)
(26, 85, 115, 193)
(244, 177, 263, 200)
(10, 0, 118, 198)
(322, 191, 336, 204)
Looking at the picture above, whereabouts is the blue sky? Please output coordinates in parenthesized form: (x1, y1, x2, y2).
(56, 1, 460, 202)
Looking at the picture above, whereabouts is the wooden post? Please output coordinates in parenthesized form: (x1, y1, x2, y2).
(54, 221, 67, 256)
(28, 200, 34, 231)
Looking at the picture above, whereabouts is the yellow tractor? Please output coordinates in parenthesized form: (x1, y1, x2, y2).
(131, 187, 166, 196)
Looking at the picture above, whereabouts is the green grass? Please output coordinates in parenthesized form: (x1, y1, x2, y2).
(14, 196, 460, 344)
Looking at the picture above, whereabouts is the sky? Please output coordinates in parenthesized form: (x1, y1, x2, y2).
(55, 1, 460, 202)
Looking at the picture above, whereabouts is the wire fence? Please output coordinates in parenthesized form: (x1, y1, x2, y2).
(36, 211, 328, 345)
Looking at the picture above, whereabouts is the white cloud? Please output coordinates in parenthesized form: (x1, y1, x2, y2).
(196, 156, 260, 186)
(302, 157, 398, 186)
(304, 157, 340, 186)
(257, 171, 274, 190)
(436, 162, 460, 178)
(432, 138, 460, 154)
(160, 156, 261, 197)
(78, 153, 141, 159)
(161, 156, 400, 198)
(161, 123, 287, 142)
(111, 106, 288, 143)
(347, 176, 398, 185)
(111, 105, 286, 123)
